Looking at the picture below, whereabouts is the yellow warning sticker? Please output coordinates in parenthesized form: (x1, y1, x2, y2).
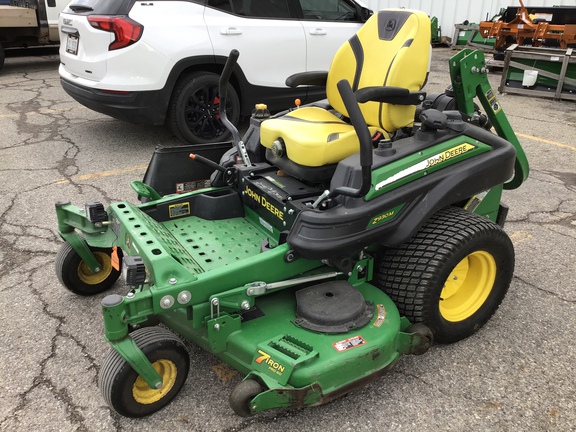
(373, 304, 386, 327)
(169, 202, 190, 218)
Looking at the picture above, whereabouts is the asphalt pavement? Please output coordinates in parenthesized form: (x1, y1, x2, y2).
(0, 47, 575, 432)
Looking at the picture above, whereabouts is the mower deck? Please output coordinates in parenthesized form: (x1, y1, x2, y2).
(159, 281, 415, 412)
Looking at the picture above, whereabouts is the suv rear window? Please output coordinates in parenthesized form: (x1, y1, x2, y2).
(208, 0, 291, 18)
(299, 0, 358, 21)
(64, 0, 134, 15)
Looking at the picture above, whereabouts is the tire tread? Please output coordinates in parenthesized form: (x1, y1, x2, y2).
(99, 327, 188, 415)
(375, 207, 514, 343)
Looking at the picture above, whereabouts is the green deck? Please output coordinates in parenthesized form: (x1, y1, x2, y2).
(160, 282, 406, 397)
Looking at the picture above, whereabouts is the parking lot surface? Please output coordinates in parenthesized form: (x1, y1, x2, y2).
(0, 47, 575, 432)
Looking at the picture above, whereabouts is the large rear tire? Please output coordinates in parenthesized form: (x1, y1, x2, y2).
(375, 207, 514, 343)
(167, 71, 240, 144)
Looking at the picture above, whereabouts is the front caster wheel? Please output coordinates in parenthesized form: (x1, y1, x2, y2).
(376, 206, 514, 344)
(229, 379, 263, 417)
(55, 242, 122, 296)
(405, 323, 433, 355)
(99, 327, 190, 418)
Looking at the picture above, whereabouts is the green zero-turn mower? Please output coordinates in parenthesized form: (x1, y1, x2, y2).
(54, 10, 529, 418)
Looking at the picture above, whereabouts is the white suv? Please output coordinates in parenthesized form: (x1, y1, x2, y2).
(58, 0, 372, 144)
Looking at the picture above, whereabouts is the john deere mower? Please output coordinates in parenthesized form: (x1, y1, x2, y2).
(54, 10, 529, 418)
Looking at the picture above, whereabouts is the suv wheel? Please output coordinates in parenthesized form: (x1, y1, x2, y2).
(168, 71, 240, 144)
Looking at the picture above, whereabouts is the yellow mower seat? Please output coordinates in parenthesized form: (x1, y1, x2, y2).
(260, 107, 385, 167)
(260, 9, 431, 169)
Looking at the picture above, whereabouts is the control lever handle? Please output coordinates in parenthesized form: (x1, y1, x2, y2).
(219, 50, 251, 165)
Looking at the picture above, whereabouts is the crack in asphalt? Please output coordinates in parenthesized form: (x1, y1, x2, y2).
(5, 75, 116, 204)
(0, 73, 111, 430)
(0, 265, 91, 431)
(514, 275, 576, 304)
(507, 170, 576, 228)
(0, 194, 17, 227)
(544, 224, 576, 241)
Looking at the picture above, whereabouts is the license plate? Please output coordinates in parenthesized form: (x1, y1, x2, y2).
(66, 34, 79, 55)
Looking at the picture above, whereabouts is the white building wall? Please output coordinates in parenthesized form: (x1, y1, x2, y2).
(365, 0, 576, 38)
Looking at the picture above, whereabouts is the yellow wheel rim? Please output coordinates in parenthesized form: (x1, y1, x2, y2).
(439, 251, 497, 322)
(77, 252, 113, 285)
(132, 359, 178, 405)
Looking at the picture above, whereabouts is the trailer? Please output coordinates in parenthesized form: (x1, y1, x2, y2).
(0, 0, 69, 71)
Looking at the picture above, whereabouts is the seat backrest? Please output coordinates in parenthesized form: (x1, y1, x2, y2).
(326, 10, 431, 133)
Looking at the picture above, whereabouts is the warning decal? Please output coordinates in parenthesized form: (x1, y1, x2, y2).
(169, 202, 191, 218)
(176, 179, 211, 194)
(485, 88, 502, 114)
(333, 335, 366, 352)
(373, 304, 386, 327)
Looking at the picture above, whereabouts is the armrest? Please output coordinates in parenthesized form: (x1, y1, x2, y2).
(286, 71, 328, 88)
(355, 86, 426, 105)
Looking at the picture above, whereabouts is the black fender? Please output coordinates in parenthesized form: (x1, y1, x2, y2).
(287, 124, 516, 260)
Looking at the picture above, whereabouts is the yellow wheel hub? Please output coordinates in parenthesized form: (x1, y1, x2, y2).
(132, 359, 178, 405)
(77, 252, 112, 285)
(439, 250, 496, 322)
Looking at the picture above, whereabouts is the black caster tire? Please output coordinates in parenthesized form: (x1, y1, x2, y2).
(229, 379, 263, 417)
(404, 323, 433, 355)
(99, 327, 190, 418)
(167, 71, 240, 144)
(55, 242, 122, 296)
(375, 206, 514, 344)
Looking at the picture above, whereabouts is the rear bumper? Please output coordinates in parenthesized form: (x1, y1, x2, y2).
(60, 77, 169, 125)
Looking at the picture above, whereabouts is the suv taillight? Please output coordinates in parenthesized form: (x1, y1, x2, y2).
(87, 16, 143, 51)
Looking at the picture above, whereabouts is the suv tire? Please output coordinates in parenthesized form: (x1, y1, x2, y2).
(168, 71, 240, 144)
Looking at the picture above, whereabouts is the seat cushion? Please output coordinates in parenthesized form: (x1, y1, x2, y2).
(261, 107, 384, 167)
(259, 10, 430, 169)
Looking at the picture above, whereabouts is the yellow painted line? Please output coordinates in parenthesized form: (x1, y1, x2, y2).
(55, 164, 148, 185)
(509, 230, 533, 245)
(517, 132, 576, 152)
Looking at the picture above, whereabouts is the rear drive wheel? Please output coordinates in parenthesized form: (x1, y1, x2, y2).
(167, 71, 240, 144)
(375, 207, 514, 343)
(55, 242, 122, 296)
(229, 379, 263, 417)
(99, 327, 190, 418)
